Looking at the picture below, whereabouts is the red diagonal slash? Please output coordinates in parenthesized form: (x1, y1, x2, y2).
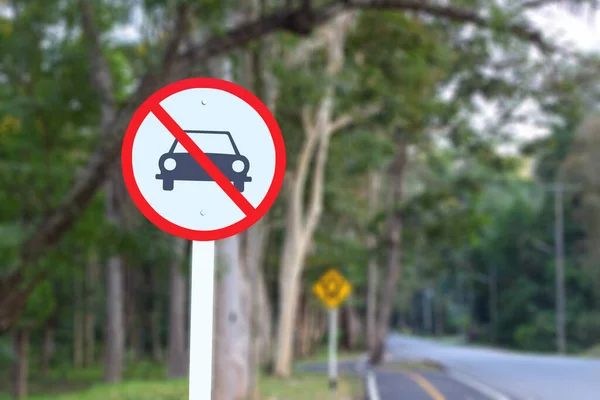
(152, 104, 255, 216)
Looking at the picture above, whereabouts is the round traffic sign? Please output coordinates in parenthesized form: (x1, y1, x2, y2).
(121, 78, 286, 241)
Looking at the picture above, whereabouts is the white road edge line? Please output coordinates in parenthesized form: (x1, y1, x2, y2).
(355, 354, 380, 400)
(366, 370, 381, 400)
(448, 369, 512, 400)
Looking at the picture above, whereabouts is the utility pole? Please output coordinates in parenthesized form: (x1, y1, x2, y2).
(423, 288, 433, 334)
(489, 265, 498, 345)
(542, 181, 579, 354)
(553, 184, 567, 355)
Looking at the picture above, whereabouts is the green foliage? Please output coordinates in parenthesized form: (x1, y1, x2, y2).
(18, 280, 57, 329)
(0, 0, 191, 338)
(2, 4, 600, 397)
(0, 223, 26, 271)
(272, 33, 331, 167)
(1, 380, 189, 400)
(0, 335, 14, 365)
(514, 311, 556, 352)
(346, 11, 455, 135)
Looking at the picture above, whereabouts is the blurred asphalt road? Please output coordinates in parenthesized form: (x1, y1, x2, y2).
(373, 368, 494, 400)
(298, 352, 499, 399)
(386, 334, 600, 400)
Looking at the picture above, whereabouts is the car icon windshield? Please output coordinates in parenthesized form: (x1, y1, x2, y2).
(171, 131, 238, 155)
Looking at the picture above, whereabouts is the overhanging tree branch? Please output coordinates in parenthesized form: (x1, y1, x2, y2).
(330, 102, 382, 132)
(519, 0, 598, 11)
(352, 0, 551, 51)
(79, 0, 115, 108)
(303, 13, 352, 238)
(161, 4, 194, 75)
(21, 0, 556, 263)
(292, 105, 320, 231)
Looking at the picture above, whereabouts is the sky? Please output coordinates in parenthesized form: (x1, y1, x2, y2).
(528, 3, 600, 54)
(512, 4, 600, 143)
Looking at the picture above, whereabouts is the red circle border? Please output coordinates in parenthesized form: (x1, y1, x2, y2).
(121, 78, 286, 241)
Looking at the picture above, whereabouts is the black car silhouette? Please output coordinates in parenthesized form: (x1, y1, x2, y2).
(155, 130, 252, 192)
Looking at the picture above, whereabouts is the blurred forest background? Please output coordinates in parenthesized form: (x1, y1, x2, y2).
(0, 0, 600, 399)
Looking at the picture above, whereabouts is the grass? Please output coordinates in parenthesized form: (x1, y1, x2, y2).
(0, 352, 363, 400)
(295, 347, 364, 366)
(0, 374, 361, 400)
(380, 360, 444, 373)
(260, 373, 361, 400)
(400, 332, 467, 346)
(0, 361, 169, 397)
(582, 344, 600, 358)
(0, 381, 189, 400)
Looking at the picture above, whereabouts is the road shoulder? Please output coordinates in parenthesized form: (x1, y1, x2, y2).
(297, 353, 509, 400)
(367, 360, 502, 400)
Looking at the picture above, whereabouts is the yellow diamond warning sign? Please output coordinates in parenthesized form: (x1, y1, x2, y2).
(312, 269, 352, 309)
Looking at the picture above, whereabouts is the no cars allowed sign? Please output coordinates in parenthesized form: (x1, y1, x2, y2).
(121, 77, 286, 400)
(122, 77, 286, 241)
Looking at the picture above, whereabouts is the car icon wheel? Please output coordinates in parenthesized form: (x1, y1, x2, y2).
(163, 180, 174, 191)
(234, 181, 245, 193)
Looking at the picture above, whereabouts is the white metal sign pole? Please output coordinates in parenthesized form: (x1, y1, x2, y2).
(328, 307, 338, 391)
(188, 240, 215, 399)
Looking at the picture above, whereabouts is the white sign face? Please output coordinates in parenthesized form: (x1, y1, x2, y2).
(122, 78, 285, 241)
(126, 86, 284, 237)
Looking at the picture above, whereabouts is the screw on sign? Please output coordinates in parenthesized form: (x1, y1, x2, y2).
(121, 78, 285, 400)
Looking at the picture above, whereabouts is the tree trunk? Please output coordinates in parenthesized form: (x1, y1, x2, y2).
(125, 267, 140, 361)
(124, 268, 132, 358)
(40, 320, 55, 376)
(307, 307, 317, 351)
(316, 307, 327, 351)
(104, 249, 125, 382)
(273, 13, 357, 376)
(342, 301, 361, 350)
(366, 172, 382, 352)
(167, 238, 188, 378)
(297, 292, 311, 357)
(102, 100, 125, 383)
(103, 168, 132, 382)
(133, 273, 144, 360)
(308, 305, 321, 354)
(84, 250, 98, 367)
(150, 265, 164, 362)
(240, 217, 272, 399)
(366, 257, 378, 350)
(317, 308, 328, 345)
(84, 314, 96, 367)
(78, 2, 125, 382)
(254, 259, 272, 368)
(209, 34, 252, 400)
(274, 245, 305, 376)
(311, 308, 321, 346)
(73, 275, 84, 369)
(213, 235, 250, 400)
(11, 329, 29, 399)
(489, 264, 498, 344)
(435, 299, 445, 336)
(242, 5, 275, 394)
(369, 141, 407, 365)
